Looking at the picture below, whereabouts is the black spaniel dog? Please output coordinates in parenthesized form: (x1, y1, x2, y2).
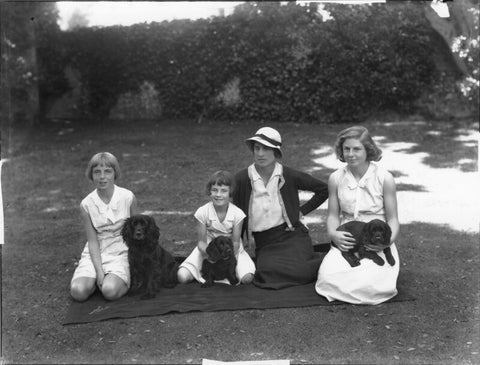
(121, 214, 179, 299)
(200, 235, 239, 288)
(335, 219, 395, 268)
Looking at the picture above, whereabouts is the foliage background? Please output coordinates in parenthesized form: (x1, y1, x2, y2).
(61, 2, 437, 123)
(2, 1, 478, 128)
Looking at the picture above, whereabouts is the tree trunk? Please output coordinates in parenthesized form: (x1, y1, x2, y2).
(424, 0, 475, 77)
(25, 17, 40, 125)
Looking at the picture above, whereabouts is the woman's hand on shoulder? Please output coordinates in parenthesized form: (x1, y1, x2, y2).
(330, 230, 356, 252)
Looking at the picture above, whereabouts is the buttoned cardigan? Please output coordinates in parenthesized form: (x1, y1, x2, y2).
(233, 165, 328, 240)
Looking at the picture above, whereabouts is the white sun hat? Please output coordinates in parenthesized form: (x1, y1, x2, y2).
(245, 127, 282, 156)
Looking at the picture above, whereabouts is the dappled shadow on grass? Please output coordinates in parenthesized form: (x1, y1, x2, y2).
(396, 183, 429, 192)
(369, 119, 478, 172)
(308, 118, 478, 233)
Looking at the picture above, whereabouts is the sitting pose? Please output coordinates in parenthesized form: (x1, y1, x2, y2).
(121, 214, 179, 299)
(316, 126, 400, 305)
(233, 127, 329, 289)
(177, 170, 255, 285)
(70, 152, 137, 302)
(201, 235, 238, 287)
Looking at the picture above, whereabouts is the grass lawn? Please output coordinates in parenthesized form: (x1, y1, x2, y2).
(1, 116, 479, 364)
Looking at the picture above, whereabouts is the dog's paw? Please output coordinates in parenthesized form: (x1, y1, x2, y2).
(201, 282, 213, 288)
(349, 260, 361, 267)
(372, 256, 385, 266)
(228, 277, 239, 286)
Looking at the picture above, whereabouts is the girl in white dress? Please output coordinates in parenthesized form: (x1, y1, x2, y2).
(316, 126, 400, 304)
(177, 171, 255, 285)
(70, 152, 137, 302)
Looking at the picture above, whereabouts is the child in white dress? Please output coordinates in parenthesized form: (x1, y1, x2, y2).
(177, 171, 255, 285)
(70, 152, 137, 301)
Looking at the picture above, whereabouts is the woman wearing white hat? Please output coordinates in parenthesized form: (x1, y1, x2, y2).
(232, 127, 329, 289)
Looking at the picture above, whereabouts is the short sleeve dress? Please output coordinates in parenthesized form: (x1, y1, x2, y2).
(179, 202, 256, 284)
(315, 162, 400, 304)
(71, 185, 134, 287)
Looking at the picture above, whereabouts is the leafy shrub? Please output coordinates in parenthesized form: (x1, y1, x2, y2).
(60, 2, 438, 123)
(109, 81, 162, 120)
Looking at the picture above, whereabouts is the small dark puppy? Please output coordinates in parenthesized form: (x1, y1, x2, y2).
(121, 214, 179, 299)
(336, 219, 395, 268)
(201, 236, 238, 288)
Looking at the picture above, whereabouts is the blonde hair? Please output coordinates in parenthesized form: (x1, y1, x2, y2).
(85, 152, 121, 181)
(334, 126, 382, 162)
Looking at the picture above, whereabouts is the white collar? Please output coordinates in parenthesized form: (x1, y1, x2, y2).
(249, 162, 283, 182)
(207, 201, 235, 222)
(92, 185, 119, 223)
(345, 163, 376, 189)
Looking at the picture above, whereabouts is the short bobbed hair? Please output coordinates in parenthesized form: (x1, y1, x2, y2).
(334, 126, 382, 162)
(205, 170, 235, 196)
(85, 152, 121, 181)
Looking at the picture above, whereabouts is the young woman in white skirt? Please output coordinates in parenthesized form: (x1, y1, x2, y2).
(316, 126, 400, 305)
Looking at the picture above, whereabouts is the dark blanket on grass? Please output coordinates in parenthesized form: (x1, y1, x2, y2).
(64, 274, 414, 325)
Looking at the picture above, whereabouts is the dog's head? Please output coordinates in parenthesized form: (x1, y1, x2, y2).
(206, 236, 234, 262)
(361, 219, 392, 251)
(121, 214, 159, 251)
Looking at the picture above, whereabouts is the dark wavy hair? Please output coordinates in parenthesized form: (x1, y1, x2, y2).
(334, 126, 382, 162)
(205, 170, 235, 197)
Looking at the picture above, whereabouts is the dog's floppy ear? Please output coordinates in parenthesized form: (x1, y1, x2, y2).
(222, 236, 234, 252)
(361, 222, 372, 246)
(121, 217, 134, 243)
(206, 238, 221, 259)
(146, 216, 160, 243)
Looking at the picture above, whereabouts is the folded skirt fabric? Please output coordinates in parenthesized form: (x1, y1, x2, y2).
(252, 223, 325, 289)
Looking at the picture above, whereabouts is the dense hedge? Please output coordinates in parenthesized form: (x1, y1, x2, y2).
(62, 2, 437, 123)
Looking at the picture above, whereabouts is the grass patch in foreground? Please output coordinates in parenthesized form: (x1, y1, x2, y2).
(2, 117, 478, 364)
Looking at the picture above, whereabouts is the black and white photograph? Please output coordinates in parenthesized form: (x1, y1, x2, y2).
(0, 0, 478, 364)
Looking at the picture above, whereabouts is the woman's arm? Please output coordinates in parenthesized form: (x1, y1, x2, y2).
(383, 171, 400, 243)
(196, 220, 209, 257)
(129, 194, 138, 216)
(80, 206, 105, 287)
(292, 168, 329, 215)
(231, 220, 243, 256)
(326, 174, 356, 251)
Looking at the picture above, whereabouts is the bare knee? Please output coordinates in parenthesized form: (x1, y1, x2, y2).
(70, 280, 95, 302)
(101, 274, 128, 301)
(101, 282, 125, 301)
(241, 273, 254, 285)
(177, 267, 193, 284)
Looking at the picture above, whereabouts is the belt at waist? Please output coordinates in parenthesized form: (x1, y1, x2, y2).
(253, 220, 303, 235)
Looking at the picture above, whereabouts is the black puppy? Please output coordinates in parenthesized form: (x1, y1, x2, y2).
(121, 214, 179, 299)
(335, 219, 395, 268)
(201, 236, 238, 288)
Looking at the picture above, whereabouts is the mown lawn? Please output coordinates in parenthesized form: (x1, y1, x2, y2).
(1, 117, 478, 364)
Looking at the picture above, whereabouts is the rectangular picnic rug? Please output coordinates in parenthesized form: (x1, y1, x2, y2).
(63, 274, 414, 325)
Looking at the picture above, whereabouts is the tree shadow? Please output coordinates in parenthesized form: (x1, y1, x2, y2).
(368, 119, 477, 173)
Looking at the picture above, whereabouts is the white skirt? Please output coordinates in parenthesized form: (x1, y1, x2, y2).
(315, 243, 400, 305)
(179, 243, 255, 285)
